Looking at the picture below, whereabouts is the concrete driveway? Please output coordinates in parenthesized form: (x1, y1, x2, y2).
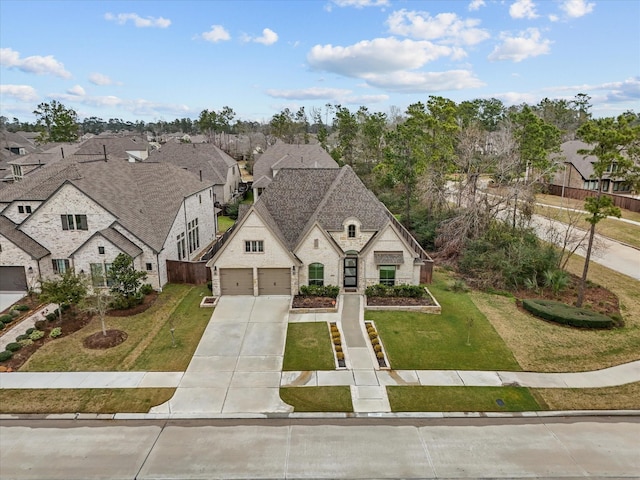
(0, 292, 27, 313)
(150, 296, 293, 415)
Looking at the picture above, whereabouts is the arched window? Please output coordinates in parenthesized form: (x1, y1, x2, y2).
(308, 263, 324, 286)
(348, 224, 356, 238)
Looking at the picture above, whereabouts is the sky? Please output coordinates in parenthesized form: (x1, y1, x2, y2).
(1, 0, 639, 125)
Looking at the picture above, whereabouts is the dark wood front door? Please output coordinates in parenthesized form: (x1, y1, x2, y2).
(343, 257, 358, 288)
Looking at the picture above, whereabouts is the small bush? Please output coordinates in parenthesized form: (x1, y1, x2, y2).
(29, 330, 45, 341)
(34, 320, 46, 330)
(9, 309, 19, 317)
(365, 284, 425, 298)
(374, 344, 382, 353)
(46, 312, 58, 322)
(14, 304, 30, 312)
(26, 327, 35, 335)
(450, 279, 470, 293)
(60, 303, 71, 312)
(5, 342, 22, 352)
(0, 323, 4, 330)
(0, 350, 13, 362)
(336, 352, 345, 361)
(18, 339, 33, 347)
(49, 327, 62, 338)
(0, 314, 13, 324)
(522, 299, 616, 329)
(371, 337, 380, 346)
(299, 284, 340, 298)
(140, 283, 154, 295)
(376, 351, 385, 360)
(16, 334, 29, 342)
(207, 281, 213, 292)
(334, 345, 342, 353)
(365, 284, 389, 297)
(368, 332, 378, 340)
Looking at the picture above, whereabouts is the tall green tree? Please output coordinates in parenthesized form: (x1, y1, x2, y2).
(33, 100, 79, 143)
(332, 105, 358, 166)
(39, 270, 88, 321)
(575, 112, 640, 307)
(109, 254, 147, 308)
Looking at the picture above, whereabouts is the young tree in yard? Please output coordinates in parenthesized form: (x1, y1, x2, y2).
(79, 292, 112, 336)
(109, 254, 147, 308)
(39, 271, 88, 321)
(574, 112, 639, 307)
(33, 100, 79, 143)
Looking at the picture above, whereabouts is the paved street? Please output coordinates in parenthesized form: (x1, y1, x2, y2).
(1, 417, 638, 479)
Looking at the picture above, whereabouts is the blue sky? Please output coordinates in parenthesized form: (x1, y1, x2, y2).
(1, 0, 639, 124)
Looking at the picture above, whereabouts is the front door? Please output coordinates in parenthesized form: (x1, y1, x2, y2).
(343, 257, 358, 288)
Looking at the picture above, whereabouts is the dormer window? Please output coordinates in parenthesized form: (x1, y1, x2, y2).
(348, 224, 356, 238)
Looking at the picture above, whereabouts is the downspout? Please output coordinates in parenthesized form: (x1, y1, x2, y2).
(183, 196, 188, 260)
(156, 251, 162, 290)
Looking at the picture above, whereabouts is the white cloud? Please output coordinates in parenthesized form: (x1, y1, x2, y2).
(104, 12, 171, 28)
(548, 14, 559, 22)
(554, 77, 640, 103)
(362, 69, 485, 93)
(494, 91, 539, 105)
(559, 0, 595, 18)
(488, 28, 551, 62)
(89, 73, 118, 86)
(52, 93, 196, 118)
(67, 85, 86, 96)
(266, 87, 353, 100)
(0, 84, 38, 102)
(201, 25, 231, 43)
(386, 9, 490, 46)
(468, 0, 485, 11)
(331, 0, 389, 8)
(509, 0, 538, 19)
(244, 28, 279, 45)
(308, 37, 454, 77)
(0, 47, 71, 78)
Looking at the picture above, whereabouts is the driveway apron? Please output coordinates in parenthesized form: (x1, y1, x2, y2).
(150, 296, 293, 415)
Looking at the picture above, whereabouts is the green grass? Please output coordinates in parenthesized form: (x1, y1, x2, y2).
(0, 388, 175, 414)
(22, 285, 211, 372)
(387, 386, 541, 412)
(282, 322, 335, 371)
(367, 273, 521, 371)
(241, 190, 254, 204)
(217, 215, 236, 232)
(280, 386, 353, 412)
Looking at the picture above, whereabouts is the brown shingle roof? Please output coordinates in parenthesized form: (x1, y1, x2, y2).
(253, 144, 338, 182)
(0, 216, 50, 259)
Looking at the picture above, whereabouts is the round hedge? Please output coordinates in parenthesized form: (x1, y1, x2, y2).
(0, 350, 13, 362)
(522, 299, 616, 329)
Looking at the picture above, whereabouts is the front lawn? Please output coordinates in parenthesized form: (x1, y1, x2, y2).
(280, 386, 353, 412)
(283, 322, 335, 371)
(367, 272, 521, 371)
(387, 386, 541, 412)
(21, 284, 211, 372)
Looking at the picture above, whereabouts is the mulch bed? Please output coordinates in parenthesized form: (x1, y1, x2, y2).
(291, 296, 337, 309)
(366, 296, 437, 306)
(83, 329, 128, 349)
(106, 292, 158, 317)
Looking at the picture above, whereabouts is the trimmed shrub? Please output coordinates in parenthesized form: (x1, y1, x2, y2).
(365, 284, 389, 297)
(522, 299, 616, 329)
(46, 312, 58, 322)
(26, 327, 35, 335)
(5, 342, 22, 352)
(34, 320, 46, 330)
(18, 339, 33, 347)
(0, 314, 13, 324)
(299, 284, 340, 298)
(49, 327, 62, 338)
(207, 281, 213, 292)
(14, 304, 30, 312)
(140, 283, 154, 295)
(29, 330, 45, 341)
(15, 334, 29, 342)
(336, 352, 345, 361)
(0, 350, 13, 362)
(9, 309, 19, 317)
(0, 323, 4, 330)
(366, 284, 425, 298)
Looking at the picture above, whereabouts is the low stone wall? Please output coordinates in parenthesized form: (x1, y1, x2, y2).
(365, 287, 441, 314)
(289, 295, 340, 314)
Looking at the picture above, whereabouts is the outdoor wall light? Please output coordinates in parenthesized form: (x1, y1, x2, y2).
(28, 266, 33, 274)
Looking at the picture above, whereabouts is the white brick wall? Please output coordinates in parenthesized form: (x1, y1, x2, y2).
(362, 224, 421, 287)
(295, 225, 341, 288)
(0, 234, 40, 290)
(2, 201, 43, 225)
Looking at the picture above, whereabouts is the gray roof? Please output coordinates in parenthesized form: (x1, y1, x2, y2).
(75, 136, 148, 160)
(0, 160, 210, 252)
(0, 215, 50, 259)
(254, 166, 388, 251)
(555, 140, 596, 180)
(148, 142, 236, 185)
(253, 144, 338, 182)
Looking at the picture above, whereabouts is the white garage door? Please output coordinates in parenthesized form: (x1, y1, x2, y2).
(220, 268, 253, 295)
(0, 266, 27, 292)
(258, 268, 291, 295)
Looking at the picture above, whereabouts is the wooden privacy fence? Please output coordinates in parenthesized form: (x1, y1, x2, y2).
(166, 260, 211, 285)
(547, 185, 640, 213)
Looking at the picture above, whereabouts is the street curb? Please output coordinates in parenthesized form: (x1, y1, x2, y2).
(1, 410, 639, 422)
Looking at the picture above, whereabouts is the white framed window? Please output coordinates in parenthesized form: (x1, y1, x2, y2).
(348, 224, 356, 238)
(245, 240, 264, 253)
(52, 259, 70, 275)
(308, 263, 324, 286)
(187, 218, 200, 254)
(177, 232, 186, 260)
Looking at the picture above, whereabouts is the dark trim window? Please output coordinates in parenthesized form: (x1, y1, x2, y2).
(18, 205, 24, 213)
(379, 265, 396, 287)
(348, 224, 356, 238)
(188, 218, 200, 254)
(90, 262, 113, 287)
(52, 259, 70, 275)
(308, 263, 324, 286)
(61, 214, 88, 231)
(98, 246, 105, 255)
(146, 263, 153, 271)
(177, 232, 186, 260)
(245, 240, 264, 253)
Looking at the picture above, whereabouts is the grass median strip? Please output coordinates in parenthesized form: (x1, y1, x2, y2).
(283, 322, 335, 371)
(0, 388, 175, 414)
(280, 386, 353, 412)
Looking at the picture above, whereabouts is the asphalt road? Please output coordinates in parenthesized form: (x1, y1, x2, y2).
(1, 416, 638, 479)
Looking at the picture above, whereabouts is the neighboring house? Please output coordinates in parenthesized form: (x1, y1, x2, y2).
(0, 159, 217, 292)
(550, 140, 634, 195)
(252, 144, 338, 201)
(148, 142, 242, 205)
(207, 166, 433, 296)
(75, 135, 149, 162)
(6, 142, 81, 182)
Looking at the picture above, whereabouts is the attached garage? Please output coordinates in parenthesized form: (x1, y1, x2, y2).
(258, 268, 291, 295)
(220, 268, 253, 295)
(0, 266, 27, 292)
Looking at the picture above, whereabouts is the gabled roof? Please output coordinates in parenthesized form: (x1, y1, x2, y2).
(148, 142, 236, 185)
(70, 226, 143, 258)
(0, 215, 50, 259)
(0, 160, 210, 252)
(254, 166, 388, 250)
(556, 140, 596, 180)
(75, 136, 148, 160)
(253, 144, 338, 182)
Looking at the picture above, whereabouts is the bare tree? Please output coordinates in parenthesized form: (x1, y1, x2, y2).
(80, 292, 112, 336)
